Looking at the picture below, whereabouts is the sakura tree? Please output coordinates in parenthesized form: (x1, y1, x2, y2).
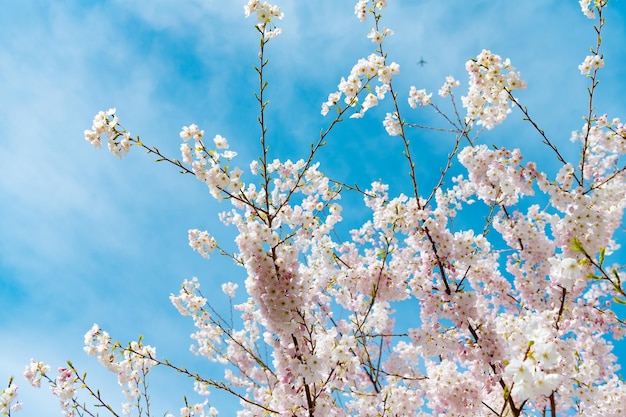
(3, 0, 626, 416)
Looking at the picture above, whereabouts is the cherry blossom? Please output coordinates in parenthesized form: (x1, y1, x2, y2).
(0, 383, 20, 416)
(408, 86, 432, 108)
(579, 54, 605, 75)
(462, 49, 527, 130)
(9, 1, 626, 416)
(438, 75, 461, 98)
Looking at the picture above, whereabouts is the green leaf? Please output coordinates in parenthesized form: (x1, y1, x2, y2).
(599, 247, 606, 266)
(613, 296, 626, 305)
(570, 237, 585, 253)
(613, 268, 621, 284)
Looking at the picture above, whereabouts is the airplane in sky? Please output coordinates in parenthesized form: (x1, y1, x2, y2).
(418, 57, 427, 66)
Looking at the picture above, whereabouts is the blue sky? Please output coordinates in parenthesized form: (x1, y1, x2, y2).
(1, 1, 626, 415)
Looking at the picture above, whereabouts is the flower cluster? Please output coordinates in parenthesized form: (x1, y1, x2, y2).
(407, 86, 432, 108)
(0, 382, 20, 415)
(321, 3, 398, 119)
(458, 144, 535, 206)
(50, 368, 79, 417)
(462, 49, 526, 129)
(502, 314, 563, 402)
(407, 75, 460, 111)
(579, 0, 606, 19)
(438, 75, 461, 98)
(549, 256, 584, 291)
(24, 360, 77, 417)
(422, 360, 484, 415)
(354, 0, 388, 22)
(244, 0, 284, 39)
(170, 277, 207, 317)
(221, 281, 238, 298)
(188, 229, 217, 259)
(579, 54, 605, 75)
(179, 125, 243, 200)
(321, 53, 400, 118)
(23, 360, 50, 389)
(170, 279, 228, 364)
(84, 108, 132, 158)
(366, 27, 393, 44)
(382, 112, 401, 136)
(570, 115, 626, 182)
(84, 324, 157, 406)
